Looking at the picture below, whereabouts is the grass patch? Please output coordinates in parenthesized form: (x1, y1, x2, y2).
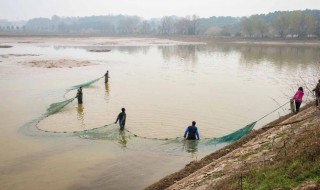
(240, 151, 254, 160)
(238, 124, 320, 190)
(259, 142, 271, 151)
(241, 159, 320, 190)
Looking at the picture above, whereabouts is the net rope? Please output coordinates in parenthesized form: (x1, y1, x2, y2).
(36, 77, 291, 144)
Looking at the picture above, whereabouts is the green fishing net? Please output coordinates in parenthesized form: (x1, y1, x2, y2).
(69, 77, 102, 90)
(45, 77, 102, 116)
(46, 97, 76, 115)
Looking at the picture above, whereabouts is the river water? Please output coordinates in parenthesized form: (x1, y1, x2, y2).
(0, 37, 319, 190)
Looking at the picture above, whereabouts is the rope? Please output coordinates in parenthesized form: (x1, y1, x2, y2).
(256, 101, 290, 122)
(35, 122, 115, 134)
(124, 128, 182, 141)
(124, 128, 212, 141)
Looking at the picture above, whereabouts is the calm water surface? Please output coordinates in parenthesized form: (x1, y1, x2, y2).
(0, 39, 319, 190)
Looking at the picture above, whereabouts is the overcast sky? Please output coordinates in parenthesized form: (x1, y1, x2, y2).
(0, 0, 319, 21)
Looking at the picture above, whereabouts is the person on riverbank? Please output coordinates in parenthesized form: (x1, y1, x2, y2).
(292, 87, 304, 113)
(312, 79, 320, 106)
(76, 87, 83, 104)
(184, 121, 200, 140)
(115, 108, 126, 130)
(104, 70, 109, 83)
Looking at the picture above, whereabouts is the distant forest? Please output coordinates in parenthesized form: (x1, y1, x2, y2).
(1, 9, 320, 38)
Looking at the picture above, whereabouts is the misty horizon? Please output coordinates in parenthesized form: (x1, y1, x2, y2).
(0, 0, 319, 21)
(0, 8, 319, 23)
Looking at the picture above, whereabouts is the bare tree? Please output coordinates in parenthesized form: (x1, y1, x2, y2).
(160, 16, 174, 35)
(304, 13, 315, 37)
(241, 17, 255, 37)
(273, 14, 290, 38)
(254, 17, 268, 38)
(289, 11, 302, 38)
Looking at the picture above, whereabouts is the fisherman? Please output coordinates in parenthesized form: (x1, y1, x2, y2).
(76, 87, 83, 104)
(292, 87, 304, 113)
(104, 70, 109, 83)
(184, 121, 200, 140)
(313, 79, 320, 106)
(115, 108, 126, 130)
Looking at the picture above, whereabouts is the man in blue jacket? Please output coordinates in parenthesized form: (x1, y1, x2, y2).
(184, 121, 200, 140)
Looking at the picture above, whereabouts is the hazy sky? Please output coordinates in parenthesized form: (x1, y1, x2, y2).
(1, 0, 319, 21)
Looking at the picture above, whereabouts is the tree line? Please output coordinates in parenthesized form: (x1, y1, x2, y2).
(241, 10, 320, 38)
(1, 9, 319, 38)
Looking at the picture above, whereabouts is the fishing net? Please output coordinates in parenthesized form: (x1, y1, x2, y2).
(75, 121, 256, 145)
(72, 122, 255, 152)
(203, 121, 256, 144)
(75, 124, 132, 141)
(46, 97, 76, 115)
(69, 77, 102, 90)
(44, 77, 103, 116)
(29, 76, 263, 151)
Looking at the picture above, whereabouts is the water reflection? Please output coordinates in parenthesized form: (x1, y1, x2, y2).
(51, 43, 320, 70)
(182, 140, 199, 153)
(104, 83, 109, 102)
(76, 104, 86, 129)
(199, 43, 320, 68)
(115, 46, 150, 54)
(236, 45, 320, 67)
(158, 45, 199, 65)
(118, 130, 128, 148)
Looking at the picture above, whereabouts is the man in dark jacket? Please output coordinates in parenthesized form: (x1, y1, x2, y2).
(115, 108, 126, 130)
(184, 121, 200, 140)
(104, 70, 109, 83)
(313, 79, 320, 106)
(76, 87, 83, 104)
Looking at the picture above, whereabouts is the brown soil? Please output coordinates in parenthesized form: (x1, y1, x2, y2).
(21, 59, 96, 68)
(145, 102, 318, 190)
(0, 54, 39, 58)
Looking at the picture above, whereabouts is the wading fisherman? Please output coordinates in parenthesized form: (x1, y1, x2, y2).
(184, 121, 200, 140)
(292, 87, 304, 113)
(76, 87, 83, 104)
(313, 79, 320, 106)
(115, 108, 126, 130)
(104, 70, 109, 83)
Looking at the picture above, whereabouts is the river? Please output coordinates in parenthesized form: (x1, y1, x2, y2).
(0, 37, 318, 190)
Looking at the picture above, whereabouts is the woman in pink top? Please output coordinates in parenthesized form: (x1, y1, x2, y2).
(292, 87, 304, 113)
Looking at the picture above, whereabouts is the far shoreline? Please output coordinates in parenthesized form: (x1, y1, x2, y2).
(1, 34, 320, 47)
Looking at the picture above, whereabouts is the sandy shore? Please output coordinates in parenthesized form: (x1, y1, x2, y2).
(0, 36, 205, 47)
(0, 36, 205, 69)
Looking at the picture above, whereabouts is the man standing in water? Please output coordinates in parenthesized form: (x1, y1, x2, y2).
(184, 121, 200, 140)
(115, 108, 126, 130)
(313, 79, 320, 106)
(76, 87, 83, 104)
(104, 70, 109, 83)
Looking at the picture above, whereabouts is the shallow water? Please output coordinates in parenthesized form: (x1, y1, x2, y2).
(0, 38, 319, 190)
